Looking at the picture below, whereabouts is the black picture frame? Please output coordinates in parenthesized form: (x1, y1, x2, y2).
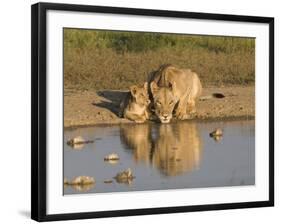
(31, 2, 274, 222)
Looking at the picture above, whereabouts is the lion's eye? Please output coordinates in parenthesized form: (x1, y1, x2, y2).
(169, 101, 173, 105)
(156, 101, 161, 105)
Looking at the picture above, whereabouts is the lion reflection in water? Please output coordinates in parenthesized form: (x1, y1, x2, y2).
(120, 122, 202, 176)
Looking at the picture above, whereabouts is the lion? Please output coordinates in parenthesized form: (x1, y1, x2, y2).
(119, 82, 151, 123)
(152, 122, 202, 176)
(149, 64, 202, 123)
(120, 122, 202, 176)
(120, 124, 152, 164)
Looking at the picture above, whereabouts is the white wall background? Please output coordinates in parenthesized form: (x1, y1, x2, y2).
(0, 0, 279, 223)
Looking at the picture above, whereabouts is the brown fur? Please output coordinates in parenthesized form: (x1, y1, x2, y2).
(119, 82, 151, 123)
(149, 64, 202, 123)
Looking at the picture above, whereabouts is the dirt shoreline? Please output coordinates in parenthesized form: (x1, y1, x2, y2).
(64, 86, 255, 128)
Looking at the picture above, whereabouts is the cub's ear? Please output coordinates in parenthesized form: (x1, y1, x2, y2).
(150, 81, 159, 95)
(143, 82, 148, 90)
(130, 85, 138, 96)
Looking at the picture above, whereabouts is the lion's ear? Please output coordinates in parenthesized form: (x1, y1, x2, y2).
(130, 85, 138, 96)
(168, 82, 173, 90)
(143, 82, 148, 90)
(150, 81, 159, 95)
(170, 81, 177, 94)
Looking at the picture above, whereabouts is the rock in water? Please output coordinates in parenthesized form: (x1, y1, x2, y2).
(104, 153, 120, 161)
(70, 176, 95, 185)
(209, 128, 223, 137)
(114, 168, 135, 184)
(67, 136, 85, 146)
(104, 179, 113, 184)
(67, 136, 94, 149)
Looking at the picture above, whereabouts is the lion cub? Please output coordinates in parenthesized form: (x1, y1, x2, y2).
(119, 82, 151, 123)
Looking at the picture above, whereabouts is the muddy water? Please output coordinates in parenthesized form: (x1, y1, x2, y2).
(64, 120, 255, 194)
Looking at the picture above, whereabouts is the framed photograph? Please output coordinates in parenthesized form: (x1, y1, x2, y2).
(31, 2, 274, 222)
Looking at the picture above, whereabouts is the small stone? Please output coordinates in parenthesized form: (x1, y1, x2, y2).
(213, 93, 225, 98)
(67, 136, 85, 146)
(104, 153, 120, 161)
(67, 136, 94, 149)
(70, 176, 95, 185)
(209, 128, 223, 137)
(104, 179, 113, 184)
(114, 168, 135, 184)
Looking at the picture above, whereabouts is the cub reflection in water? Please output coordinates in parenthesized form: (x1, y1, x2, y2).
(120, 122, 202, 176)
(120, 124, 153, 164)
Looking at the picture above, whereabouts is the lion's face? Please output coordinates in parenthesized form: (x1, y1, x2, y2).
(150, 82, 178, 123)
(130, 82, 150, 107)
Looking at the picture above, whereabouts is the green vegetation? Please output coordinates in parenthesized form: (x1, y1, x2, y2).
(64, 28, 255, 91)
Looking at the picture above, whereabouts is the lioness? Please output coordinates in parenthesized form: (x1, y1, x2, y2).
(119, 82, 151, 123)
(120, 122, 202, 176)
(152, 122, 202, 176)
(149, 64, 202, 123)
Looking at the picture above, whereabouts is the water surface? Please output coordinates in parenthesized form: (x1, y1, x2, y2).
(64, 120, 255, 194)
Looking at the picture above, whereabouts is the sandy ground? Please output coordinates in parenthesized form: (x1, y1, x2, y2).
(64, 86, 254, 128)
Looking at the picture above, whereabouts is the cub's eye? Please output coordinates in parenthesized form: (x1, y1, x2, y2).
(169, 101, 173, 105)
(156, 101, 161, 105)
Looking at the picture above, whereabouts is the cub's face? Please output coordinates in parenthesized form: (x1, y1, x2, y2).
(130, 82, 150, 107)
(150, 82, 178, 123)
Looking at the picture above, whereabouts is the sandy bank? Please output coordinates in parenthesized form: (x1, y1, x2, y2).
(64, 86, 254, 128)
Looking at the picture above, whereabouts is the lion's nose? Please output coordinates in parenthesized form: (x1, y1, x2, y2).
(163, 114, 168, 119)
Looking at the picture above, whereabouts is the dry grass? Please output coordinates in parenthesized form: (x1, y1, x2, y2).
(64, 29, 255, 91)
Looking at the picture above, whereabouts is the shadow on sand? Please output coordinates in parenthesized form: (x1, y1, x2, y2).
(92, 90, 128, 116)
